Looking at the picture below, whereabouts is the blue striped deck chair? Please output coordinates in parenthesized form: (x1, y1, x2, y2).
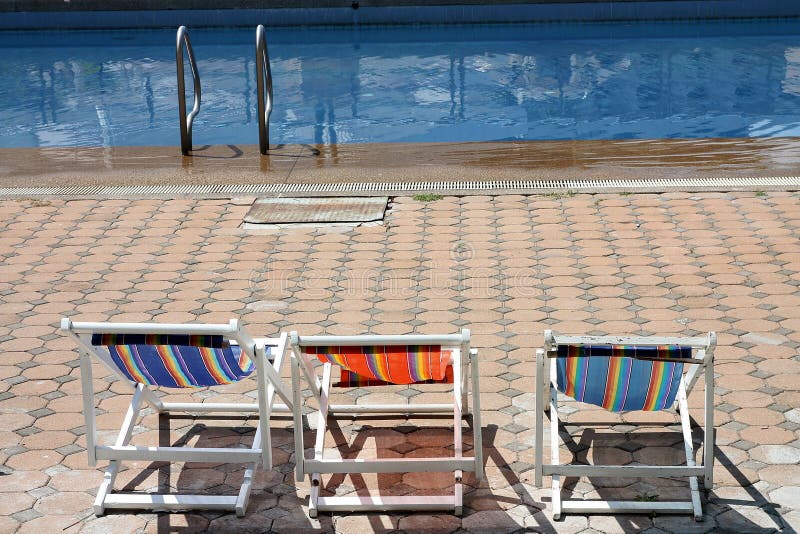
(534, 330, 716, 521)
(288, 330, 483, 517)
(61, 318, 292, 517)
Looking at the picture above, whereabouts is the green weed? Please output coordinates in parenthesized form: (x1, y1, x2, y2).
(413, 194, 443, 202)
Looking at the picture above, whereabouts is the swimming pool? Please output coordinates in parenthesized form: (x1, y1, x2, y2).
(2, 19, 800, 148)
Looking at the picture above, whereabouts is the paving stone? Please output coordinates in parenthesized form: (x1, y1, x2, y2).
(769, 486, 800, 512)
(714, 505, 783, 533)
(335, 514, 400, 532)
(780, 510, 800, 532)
(461, 509, 524, 533)
(2, 193, 800, 532)
(652, 514, 717, 533)
(749, 445, 800, 465)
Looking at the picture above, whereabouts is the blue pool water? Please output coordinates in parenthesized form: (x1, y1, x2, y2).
(2, 20, 800, 148)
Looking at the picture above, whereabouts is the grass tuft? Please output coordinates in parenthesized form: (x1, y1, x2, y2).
(413, 194, 443, 202)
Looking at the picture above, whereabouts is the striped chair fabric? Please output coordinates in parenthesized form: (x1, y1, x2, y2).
(555, 344, 691, 412)
(92, 334, 255, 388)
(305, 345, 453, 386)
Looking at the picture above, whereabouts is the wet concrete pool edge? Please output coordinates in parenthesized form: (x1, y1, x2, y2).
(1, 137, 799, 197)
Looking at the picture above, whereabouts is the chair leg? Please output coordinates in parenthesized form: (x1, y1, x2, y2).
(469, 348, 484, 480)
(309, 480, 320, 518)
(308, 364, 331, 518)
(235, 424, 262, 517)
(534, 349, 545, 488)
(95, 384, 146, 515)
(678, 379, 703, 521)
(704, 359, 714, 490)
(549, 365, 562, 520)
(454, 480, 463, 516)
(94, 462, 118, 516)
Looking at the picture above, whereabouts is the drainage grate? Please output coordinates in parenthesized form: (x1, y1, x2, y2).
(244, 197, 388, 224)
(0, 176, 799, 199)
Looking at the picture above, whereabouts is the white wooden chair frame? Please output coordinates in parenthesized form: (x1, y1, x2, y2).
(61, 318, 293, 517)
(289, 330, 484, 517)
(534, 330, 716, 521)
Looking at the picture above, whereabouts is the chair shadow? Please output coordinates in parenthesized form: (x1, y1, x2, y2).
(320, 413, 471, 493)
(316, 418, 560, 532)
(478, 424, 568, 533)
(309, 411, 486, 528)
(108, 411, 307, 532)
(550, 411, 785, 532)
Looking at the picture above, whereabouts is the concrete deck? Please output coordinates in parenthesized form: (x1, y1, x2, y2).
(1, 190, 799, 532)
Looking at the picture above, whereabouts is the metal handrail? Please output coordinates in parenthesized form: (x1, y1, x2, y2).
(176, 25, 201, 156)
(256, 24, 273, 155)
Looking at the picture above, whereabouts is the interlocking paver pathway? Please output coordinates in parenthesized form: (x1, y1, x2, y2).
(0, 191, 798, 533)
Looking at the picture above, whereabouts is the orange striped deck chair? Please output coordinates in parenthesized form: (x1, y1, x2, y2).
(289, 331, 483, 516)
(535, 330, 716, 521)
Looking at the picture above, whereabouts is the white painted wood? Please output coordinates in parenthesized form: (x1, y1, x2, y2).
(79, 351, 96, 467)
(328, 403, 453, 414)
(94, 470, 114, 515)
(294, 333, 466, 347)
(162, 402, 259, 412)
(542, 464, 707, 478)
(67, 320, 238, 336)
(236, 423, 260, 517)
(470, 348, 484, 480)
(683, 349, 704, 395)
(678, 379, 703, 520)
(561, 500, 695, 514)
(534, 348, 545, 487)
(314, 364, 332, 460)
(259, 349, 294, 408)
(704, 335, 716, 489)
(460, 329, 470, 413)
(264, 333, 291, 412)
(316, 495, 456, 512)
(95, 445, 262, 463)
(549, 363, 561, 521)
(305, 458, 476, 474)
(103, 493, 239, 510)
(94, 378, 144, 514)
(309, 483, 320, 518)
(454, 353, 464, 484)
(253, 340, 272, 471)
(290, 331, 323, 394)
(117, 385, 144, 448)
(454, 348, 463, 414)
(291, 353, 305, 483)
(552, 334, 709, 347)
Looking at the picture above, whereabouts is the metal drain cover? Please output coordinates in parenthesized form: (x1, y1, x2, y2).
(244, 196, 388, 224)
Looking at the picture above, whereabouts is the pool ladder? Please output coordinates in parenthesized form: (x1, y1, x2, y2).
(256, 24, 274, 155)
(176, 25, 273, 156)
(176, 26, 200, 156)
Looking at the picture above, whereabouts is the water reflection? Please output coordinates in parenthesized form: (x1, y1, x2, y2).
(1, 21, 800, 148)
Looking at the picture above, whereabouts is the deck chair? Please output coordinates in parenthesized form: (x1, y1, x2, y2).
(61, 318, 293, 516)
(289, 330, 483, 516)
(534, 330, 716, 520)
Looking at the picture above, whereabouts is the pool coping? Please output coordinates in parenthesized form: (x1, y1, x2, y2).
(2, 1, 799, 30)
(2, 138, 800, 198)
